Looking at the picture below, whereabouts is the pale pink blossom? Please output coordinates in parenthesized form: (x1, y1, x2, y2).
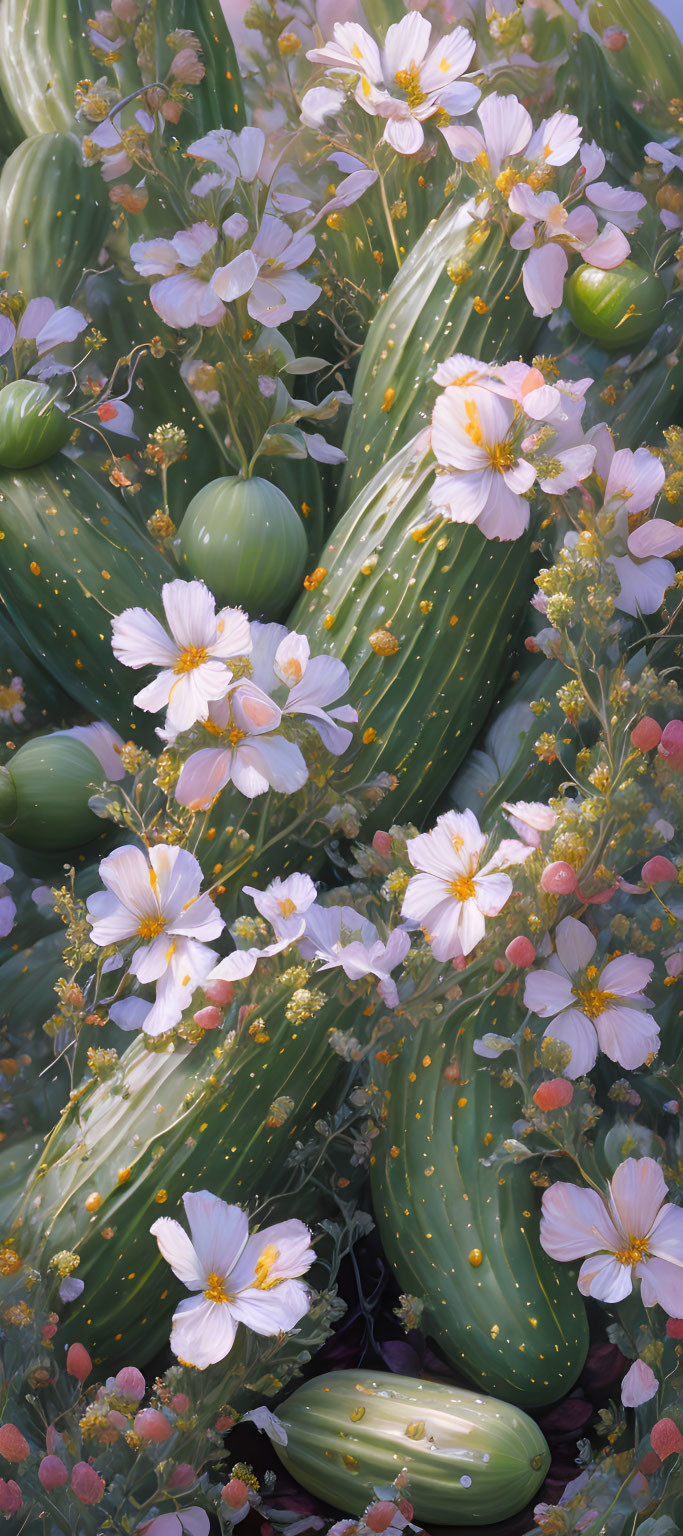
(111, 579, 251, 733)
(307, 13, 478, 155)
(502, 799, 556, 846)
(402, 808, 531, 958)
(130, 222, 233, 329)
(215, 215, 320, 327)
(509, 183, 630, 318)
(524, 915, 659, 1077)
(441, 92, 533, 176)
(597, 444, 676, 616)
(249, 623, 357, 754)
(242, 872, 318, 940)
(174, 683, 308, 808)
(430, 384, 537, 540)
(540, 1157, 683, 1315)
(138, 1510, 210, 1536)
(298, 904, 410, 1007)
(621, 1359, 658, 1407)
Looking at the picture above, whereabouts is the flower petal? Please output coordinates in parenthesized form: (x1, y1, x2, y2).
(540, 1181, 622, 1261)
(169, 1294, 238, 1368)
(555, 915, 596, 973)
(150, 1217, 204, 1289)
(610, 1157, 667, 1241)
(183, 1191, 249, 1278)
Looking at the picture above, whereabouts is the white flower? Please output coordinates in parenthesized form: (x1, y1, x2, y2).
(0, 862, 15, 940)
(87, 843, 224, 1037)
(596, 443, 676, 616)
(300, 85, 345, 128)
(150, 1192, 314, 1368)
(441, 92, 533, 177)
(243, 872, 318, 940)
(430, 384, 537, 541)
(540, 1157, 683, 1315)
(138, 1508, 210, 1536)
(502, 799, 556, 847)
(508, 184, 630, 318)
(111, 578, 251, 733)
(298, 904, 410, 1006)
(307, 13, 478, 155)
(214, 215, 321, 328)
(249, 623, 357, 754)
(174, 682, 308, 808)
(187, 125, 266, 190)
(524, 915, 659, 1077)
(401, 808, 531, 958)
(130, 222, 232, 329)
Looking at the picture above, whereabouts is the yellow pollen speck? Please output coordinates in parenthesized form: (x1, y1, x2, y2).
(468, 1248, 483, 1266)
(137, 914, 166, 940)
(449, 874, 476, 901)
(174, 644, 209, 675)
(204, 1270, 230, 1303)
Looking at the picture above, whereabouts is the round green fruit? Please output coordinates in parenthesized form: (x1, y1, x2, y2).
(0, 380, 71, 468)
(0, 733, 110, 851)
(177, 475, 308, 618)
(565, 260, 666, 349)
(275, 1370, 551, 1526)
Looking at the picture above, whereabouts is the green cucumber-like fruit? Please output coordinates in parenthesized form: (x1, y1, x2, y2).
(340, 198, 540, 502)
(178, 476, 308, 619)
(18, 967, 361, 1367)
(0, 0, 94, 135)
(285, 438, 535, 834)
(371, 1013, 589, 1406)
(0, 133, 109, 304)
(0, 456, 176, 737)
(0, 730, 116, 851)
(585, 0, 683, 136)
(0, 382, 71, 469)
(564, 261, 667, 350)
(275, 1370, 551, 1525)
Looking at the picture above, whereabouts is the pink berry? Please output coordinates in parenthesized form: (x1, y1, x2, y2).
(66, 1343, 92, 1383)
(372, 831, 392, 856)
(171, 1393, 190, 1414)
(38, 1456, 68, 1490)
(168, 1462, 196, 1490)
(540, 860, 578, 894)
(115, 1366, 145, 1401)
(533, 1079, 574, 1112)
(658, 719, 683, 770)
(665, 1318, 683, 1339)
(505, 935, 536, 968)
(204, 978, 234, 1007)
(222, 1477, 250, 1509)
(642, 855, 677, 884)
(134, 1407, 172, 1441)
(193, 1005, 222, 1030)
(650, 1418, 683, 1460)
(604, 24, 627, 48)
(365, 1502, 399, 1532)
(630, 716, 661, 751)
(71, 1462, 105, 1504)
(0, 1480, 21, 1513)
(0, 1425, 30, 1463)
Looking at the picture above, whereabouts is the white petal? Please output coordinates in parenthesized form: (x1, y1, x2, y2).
(169, 1294, 238, 1368)
(540, 1181, 621, 1261)
(228, 1277, 311, 1336)
(555, 915, 596, 973)
(524, 968, 575, 1017)
(600, 953, 654, 996)
(578, 1251, 632, 1303)
(628, 520, 682, 558)
(183, 1191, 249, 1278)
(522, 245, 568, 318)
(610, 1157, 667, 1240)
(211, 250, 259, 302)
(638, 1255, 683, 1317)
(150, 1217, 204, 1289)
(111, 606, 178, 670)
(543, 1009, 598, 1078)
(175, 748, 232, 810)
(595, 1005, 659, 1070)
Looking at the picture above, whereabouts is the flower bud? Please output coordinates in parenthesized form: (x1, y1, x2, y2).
(134, 1407, 172, 1441)
(533, 1079, 574, 1112)
(505, 935, 536, 968)
(215, 1413, 235, 1432)
(115, 1365, 145, 1400)
(540, 860, 577, 894)
(658, 719, 683, 770)
(204, 978, 234, 1007)
(107, 1411, 129, 1433)
(365, 1502, 399, 1532)
(650, 1418, 683, 1460)
(66, 1342, 92, 1383)
(630, 716, 661, 750)
(170, 47, 206, 82)
(168, 1462, 196, 1490)
(71, 1461, 105, 1504)
(372, 831, 392, 856)
(642, 855, 677, 884)
(0, 1480, 21, 1513)
(38, 1456, 68, 1490)
(0, 1425, 30, 1462)
(193, 1005, 222, 1030)
(171, 1393, 190, 1414)
(161, 99, 183, 123)
(603, 24, 627, 48)
(222, 1477, 250, 1509)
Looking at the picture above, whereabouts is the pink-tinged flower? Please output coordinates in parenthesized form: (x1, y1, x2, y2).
(0, 676, 24, 725)
(151, 1192, 314, 1369)
(509, 183, 630, 317)
(659, 719, 683, 769)
(249, 623, 357, 754)
(524, 915, 659, 1077)
(174, 683, 308, 808)
(593, 443, 676, 616)
(87, 842, 223, 1037)
(0, 863, 15, 941)
(307, 13, 478, 155)
(215, 215, 320, 327)
(430, 384, 537, 541)
(578, 140, 646, 230)
(402, 807, 531, 959)
(243, 872, 318, 941)
(298, 904, 411, 1007)
(138, 1509, 210, 1536)
(525, 109, 582, 167)
(300, 85, 345, 128)
(645, 136, 683, 175)
(621, 1359, 658, 1407)
(130, 222, 231, 329)
(441, 91, 533, 176)
(502, 799, 556, 846)
(187, 124, 266, 192)
(540, 1157, 683, 1315)
(112, 578, 251, 733)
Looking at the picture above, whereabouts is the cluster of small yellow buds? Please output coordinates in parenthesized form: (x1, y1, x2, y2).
(118, 741, 149, 774)
(541, 1036, 573, 1074)
(556, 678, 589, 725)
(231, 1464, 260, 1492)
(285, 989, 326, 1024)
(87, 1046, 120, 1079)
(0, 1247, 21, 1276)
(233, 916, 267, 942)
(2, 1301, 33, 1327)
(277, 29, 301, 53)
(534, 732, 558, 763)
(147, 510, 176, 538)
(280, 965, 311, 988)
(381, 869, 410, 902)
(588, 763, 611, 792)
(154, 750, 180, 793)
(75, 77, 113, 121)
(48, 1250, 81, 1279)
(145, 423, 188, 468)
(550, 831, 589, 868)
(546, 592, 575, 628)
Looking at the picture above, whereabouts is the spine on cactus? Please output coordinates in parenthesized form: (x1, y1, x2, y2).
(18, 964, 370, 1368)
(371, 1000, 590, 1406)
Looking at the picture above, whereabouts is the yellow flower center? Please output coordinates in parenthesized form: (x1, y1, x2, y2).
(487, 439, 517, 472)
(0, 685, 21, 710)
(495, 167, 521, 196)
(573, 985, 615, 1021)
(253, 1244, 282, 1290)
(614, 1235, 650, 1266)
(449, 874, 477, 902)
(278, 898, 297, 918)
(475, 150, 491, 171)
(394, 63, 427, 109)
(204, 1270, 231, 1303)
(203, 719, 223, 737)
(229, 726, 246, 747)
(137, 914, 166, 940)
(174, 644, 210, 675)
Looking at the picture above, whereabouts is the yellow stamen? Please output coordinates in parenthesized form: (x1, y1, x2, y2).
(573, 985, 615, 1021)
(278, 898, 297, 918)
(253, 1244, 282, 1289)
(449, 874, 477, 902)
(464, 398, 483, 446)
(137, 914, 166, 940)
(615, 1235, 650, 1266)
(394, 62, 427, 109)
(174, 644, 210, 675)
(487, 440, 516, 472)
(204, 1271, 230, 1303)
(229, 726, 246, 747)
(203, 719, 223, 737)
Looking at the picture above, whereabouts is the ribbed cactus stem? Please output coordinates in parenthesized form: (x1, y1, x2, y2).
(0, 766, 17, 831)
